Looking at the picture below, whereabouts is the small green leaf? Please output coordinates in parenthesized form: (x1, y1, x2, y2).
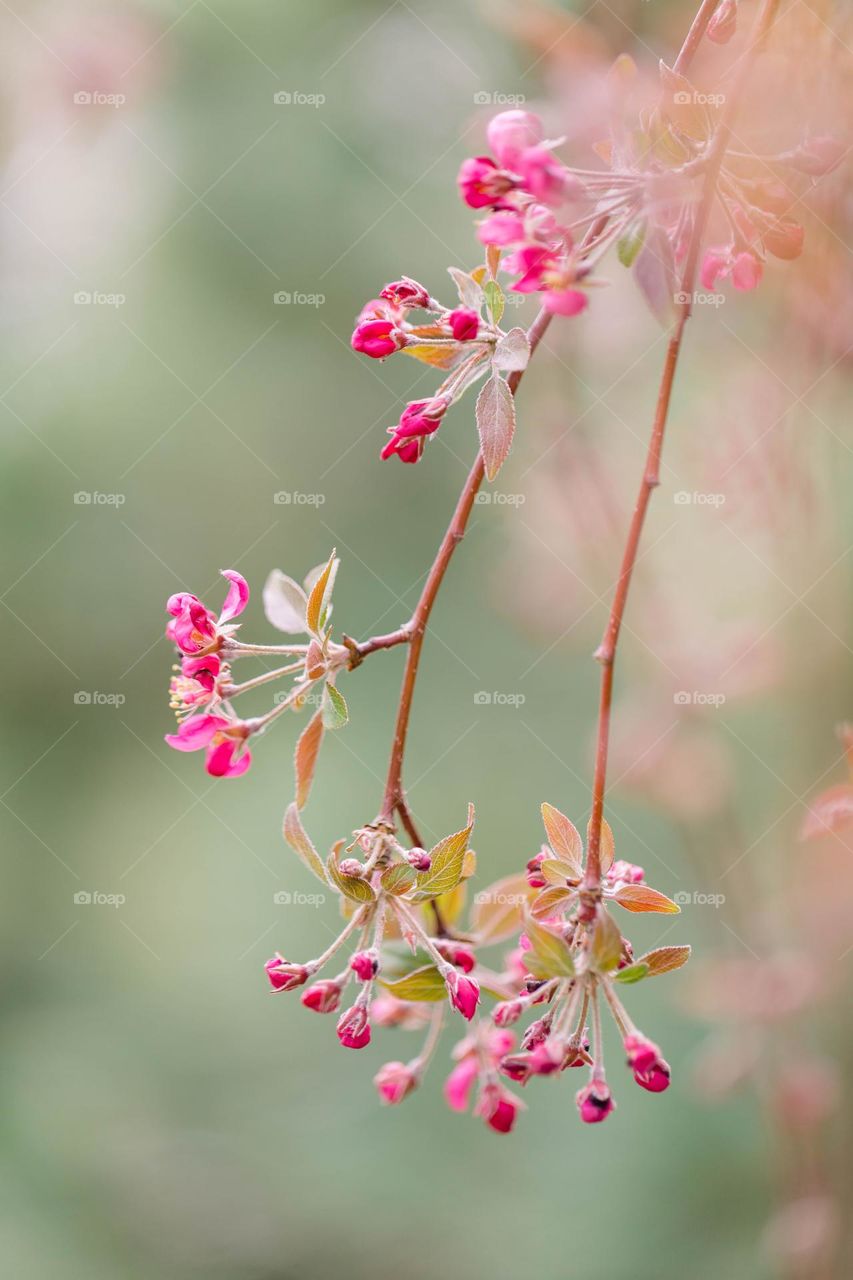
(410, 813, 474, 902)
(483, 279, 505, 325)
(617, 220, 646, 267)
(380, 861, 416, 896)
(327, 850, 375, 903)
(613, 962, 649, 984)
(379, 964, 447, 1002)
(321, 683, 349, 730)
(282, 803, 328, 885)
(524, 914, 575, 979)
(590, 908, 622, 973)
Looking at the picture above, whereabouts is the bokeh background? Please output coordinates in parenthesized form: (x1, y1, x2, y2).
(1, 1, 851, 1277)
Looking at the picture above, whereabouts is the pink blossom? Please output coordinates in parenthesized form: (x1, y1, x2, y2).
(486, 110, 543, 168)
(493, 999, 524, 1027)
(477, 210, 526, 247)
(731, 251, 763, 291)
(707, 0, 737, 44)
(301, 980, 342, 1013)
(336, 1002, 371, 1049)
(165, 713, 252, 778)
(448, 308, 480, 341)
(264, 955, 310, 992)
(504, 245, 555, 293)
(166, 570, 249, 656)
(381, 397, 448, 464)
(379, 277, 432, 309)
(457, 155, 515, 209)
(350, 950, 379, 981)
(351, 317, 404, 359)
(607, 859, 644, 885)
(576, 1079, 615, 1123)
(625, 1033, 671, 1092)
(474, 1082, 520, 1134)
(374, 1060, 418, 1105)
(444, 1054, 479, 1111)
(542, 287, 588, 317)
(404, 846, 431, 871)
(444, 969, 480, 1020)
(526, 851, 547, 889)
(169, 653, 222, 711)
(515, 145, 573, 206)
(700, 247, 730, 291)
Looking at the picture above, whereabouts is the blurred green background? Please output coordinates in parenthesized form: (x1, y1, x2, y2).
(1, 1, 850, 1277)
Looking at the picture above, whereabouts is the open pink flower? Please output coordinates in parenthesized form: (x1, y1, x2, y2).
(169, 653, 222, 711)
(486, 110, 543, 169)
(165, 713, 252, 778)
(166, 570, 249, 656)
(457, 155, 516, 209)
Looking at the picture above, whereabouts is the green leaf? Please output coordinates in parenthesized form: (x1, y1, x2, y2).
(327, 850, 375, 903)
(282, 803, 328, 884)
(321, 683, 349, 730)
(617, 220, 646, 268)
(475, 374, 516, 482)
(524, 914, 575, 979)
(410, 812, 474, 902)
(306, 550, 338, 636)
(483, 279, 505, 325)
(613, 962, 650, 984)
(590, 908, 622, 973)
(637, 944, 691, 976)
(380, 861, 416, 896)
(379, 964, 447, 1002)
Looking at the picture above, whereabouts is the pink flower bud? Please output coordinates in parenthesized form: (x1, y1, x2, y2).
(457, 155, 515, 209)
(444, 1055, 479, 1111)
(448, 308, 480, 341)
(264, 955, 309, 992)
(379, 277, 432, 309)
(350, 949, 379, 982)
(576, 1079, 615, 1123)
(487, 109, 543, 168)
(445, 969, 480, 1020)
(405, 847, 432, 871)
(438, 943, 475, 973)
(475, 1082, 520, 1134)
(336, 1003, 372, 1049)
(625, 1033, 671, 1092)
(707, 0, 737, 44)
(526, 851, 547, 889)
(764, 220, 804, 261)
(700, 247, 730, 290)
(789, 135, 845, 176)
(493, 999, 524, 1027)
(374, 1060, 419, 1105)
(338, 858, 364, 878)
(542, 287, 588, 317)
(607, 859, 645, 885)
(301, 979, 341, 1013)
(731, 251, 762, 291)
(351, 318, 404, 359)
(381, 398, 449, 464)
(521, 1015, 552, 1051)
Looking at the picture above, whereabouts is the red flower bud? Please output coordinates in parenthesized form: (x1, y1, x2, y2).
(457, 155, 516, 209)
(379, 277, 432, 309)
(576, 1079, 615, 1123)
(264, 955, 309, 992)
(374, 1060, 419, 1105)
(301, 979, 342, 1013)
(625, 1033, 671, 1093)
(336, 1002, 372, 1049)
(448, 308, 480, 341)
(475, 1082, 521, 1134)
(444, 969, 480, 1020)
(405, 846, 432, 871)
(493, 999, 524, 1027)
(350, 949, 379, 982)
(351, 318, 404, 359)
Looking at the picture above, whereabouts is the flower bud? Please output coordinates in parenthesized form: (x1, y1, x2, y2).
(405, 846, 432, 871)
(707, 0, 737, 45)
(351, 318, 404, 359)
(526, 850, 547, 889)
(374, 1060, 419, 1105)
(350, 949, 379, 982)
(731, 251, 763, 291)
(487, 109, 543, 168)
(457, 155, 516, 209)
(576, 1079, 615, 1123)
(625, 1033, 671, 1092)
(493, 999, 524, 1027)
(336, 1002, 372, 1049)
(338, 858, 364, 878)
(700, 247, 730, 290)
(437, 943, 476, 973)
(763, 220, 804, 261)
(264, 955, 309, 992)
(475, 1082, 521, 1134)
(379, 277, 432, 309)
(444, 968, 480, 1021)
(448, 308, 480, 341)
(301, 979, 342, 1013)
(607, 859, 644, 885)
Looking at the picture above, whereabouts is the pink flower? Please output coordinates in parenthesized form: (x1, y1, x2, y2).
(444, 1054, 480, 1111)
(700, 247, 730, 291)
(404, 846, 431, 871)
(576, 1079, 615, 1123)
(731, 251, 763, 291)
(169, 653, 222, 711)
(301, 980, 342, 1013)
(165, 713, 252, 778)
(477, 210, 526, 247)
(543, 287, 588, 317)
(264, 955, 310, 992)
(493, 999, 524, 1027)
(707, 0, 737, 43)
(336, 1002, 371, 1049)
(487, 110, 543, 169)
(351, 317, 404, 359)
(374, 1060, 418, 1105)
(474, 1082, 520, 1134)
(379, 277, 432, 309)
(350, 950, 379, 981)
(448, 308, 480, 341)
(166, 570, 249, 656)
(381, 397, 448, 464)
(515, 145, 573, 206)
(505, 245, 555, 293)
(444, 969, 480, 1020)
(607, 859, 644, 885)
(625, 1033, 671, 1092)
(457, 155, 515, 209)
(526, 851, 547, 889)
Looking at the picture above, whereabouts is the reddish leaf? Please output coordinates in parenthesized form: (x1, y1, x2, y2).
(541, 802, 583, 875)
(476, 373, 516, 482)
(638, 944, 691, 976)
(294, 709, 324, 809)
(613, 883, 680, 914)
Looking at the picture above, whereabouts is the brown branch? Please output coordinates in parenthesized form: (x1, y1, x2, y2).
(583, 0, 782, 887)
